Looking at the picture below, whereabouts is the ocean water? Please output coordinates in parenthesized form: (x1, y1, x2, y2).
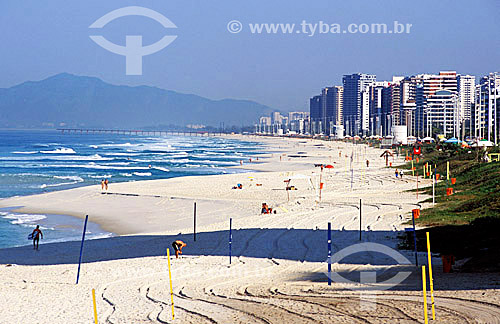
(0, 130, 263, 248)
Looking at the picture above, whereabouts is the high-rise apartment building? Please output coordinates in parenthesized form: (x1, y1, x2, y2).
(400, 76, 420, 136)
(324, 86, 344, 132)
(309, 86, 343, 135)
(415, 71, 459, 137)
(288, 111, 309, 121)
(342, 73, 376, 135)
(473, 73, 500, 142)
(458, 75, 476, 122)
(309, 95, 322, 134)
(422, 90, 460, 138)
(377, 79, 402, 137)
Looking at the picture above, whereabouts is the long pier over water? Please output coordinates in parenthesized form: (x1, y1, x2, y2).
(56, 128, 225, 136)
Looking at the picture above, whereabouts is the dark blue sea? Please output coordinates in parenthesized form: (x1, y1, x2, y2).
(0, 130, 262, 248)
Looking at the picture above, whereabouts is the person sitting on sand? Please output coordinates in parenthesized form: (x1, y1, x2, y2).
(261, 203, 273, 214)
(31, 225, 43, 251)
(172, 240, 187, 258)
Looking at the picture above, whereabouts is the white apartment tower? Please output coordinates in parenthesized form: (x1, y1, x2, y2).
(458, 75, 475, 122)
(473, 73, 500, 143)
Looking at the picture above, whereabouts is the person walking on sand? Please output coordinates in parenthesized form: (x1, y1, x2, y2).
(172, 240, 187, 258)
(395, 169, 399, 178)
(101, 179, 105, 192)
(399, 170, 404, 179)
(366, 160, 369, 168)
(104, 178, 109, 191)
(31, 225, 43, 250)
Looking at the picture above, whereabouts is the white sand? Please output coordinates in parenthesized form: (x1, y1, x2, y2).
(1, 136, 499, 323)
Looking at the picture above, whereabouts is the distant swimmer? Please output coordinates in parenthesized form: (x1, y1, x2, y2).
(172, 240, 187, 258)
(31, 225, 43, 250)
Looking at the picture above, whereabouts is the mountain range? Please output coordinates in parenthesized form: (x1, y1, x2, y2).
(0, 73, 275, 129)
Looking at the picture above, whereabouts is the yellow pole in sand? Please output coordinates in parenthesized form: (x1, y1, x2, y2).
(447, 161, 450, 180)
(426, 232, 436, 320)
(167, 248, 175, 320)
(92, 289, 98, 324)
(422, 266, 429, 324)
(412, 160, 414, 176)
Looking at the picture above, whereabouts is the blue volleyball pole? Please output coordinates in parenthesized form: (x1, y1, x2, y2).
(229, 218, 232, 264)
(327, 222, 332, 286)
(76, 215, 89, 284)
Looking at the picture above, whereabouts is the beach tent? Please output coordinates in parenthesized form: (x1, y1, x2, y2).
(472, 139, 494, 147)
(422, 136, 435, 143)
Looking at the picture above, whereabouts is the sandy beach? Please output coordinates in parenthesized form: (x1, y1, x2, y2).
(1, 135, 499, 323)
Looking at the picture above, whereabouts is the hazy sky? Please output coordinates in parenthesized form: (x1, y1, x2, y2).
(0, 0, 499, 111)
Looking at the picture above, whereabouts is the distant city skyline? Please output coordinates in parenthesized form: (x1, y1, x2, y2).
(1, 0, 499, 111)
(257, 69, 499, 144)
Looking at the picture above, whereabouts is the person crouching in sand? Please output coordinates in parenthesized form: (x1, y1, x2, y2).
(172, 240, 187, 258)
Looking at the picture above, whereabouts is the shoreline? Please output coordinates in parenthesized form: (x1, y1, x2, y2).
(1, 135, 353, 235)
(0, 134, 273, 236)
(0, 207, 113, 249)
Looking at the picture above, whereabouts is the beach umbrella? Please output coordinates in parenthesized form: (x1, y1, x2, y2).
(422, 137, 435, 143)
(444, 137, 459, 144)
(324, 164, 334, 169)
